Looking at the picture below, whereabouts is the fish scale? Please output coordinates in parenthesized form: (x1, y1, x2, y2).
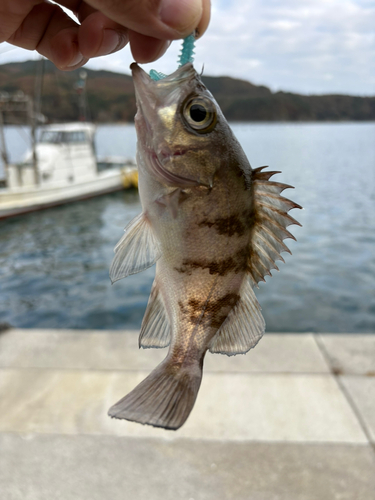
(108, 61, 301, 430)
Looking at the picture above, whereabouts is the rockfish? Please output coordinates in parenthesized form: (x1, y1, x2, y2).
(108, 62, 301, 430)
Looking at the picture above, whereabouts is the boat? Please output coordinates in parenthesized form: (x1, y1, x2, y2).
(0, 121, 138, 220)
(0, 66, 138, 220)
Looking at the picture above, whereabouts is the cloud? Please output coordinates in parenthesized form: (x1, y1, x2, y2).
(200, 0, 375, 95)
(0, 0, 374, 95)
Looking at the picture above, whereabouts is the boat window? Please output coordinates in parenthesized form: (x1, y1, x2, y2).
(78, 131, 87, 142)
(39, 131, 62, 143)
(62, 131, 87, 143)
(39, 130, 88, 144)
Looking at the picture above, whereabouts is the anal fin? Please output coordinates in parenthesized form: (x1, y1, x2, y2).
(209, 277, 265, 356)
(139, 280, 170, 349)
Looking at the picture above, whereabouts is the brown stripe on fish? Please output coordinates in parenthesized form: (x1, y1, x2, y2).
(197, 208, 254, 237)
(168, 343, 204, 370)
(174, 247, 248, 276)
(178, 299, 201, 326)
(206, 293, 240, 329)
(179, 293, 240, 329)
(178, 298, 199, 325)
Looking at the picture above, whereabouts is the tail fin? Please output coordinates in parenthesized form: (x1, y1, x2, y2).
(108, 358, 202, 430)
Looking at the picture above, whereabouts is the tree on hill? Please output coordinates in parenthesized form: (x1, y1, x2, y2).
(0, 60, 374, 123)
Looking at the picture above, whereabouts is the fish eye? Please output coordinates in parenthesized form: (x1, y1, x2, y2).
(183, 97, 217, 134)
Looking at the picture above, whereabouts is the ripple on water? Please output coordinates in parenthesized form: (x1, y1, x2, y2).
(0, 122, 374, 333)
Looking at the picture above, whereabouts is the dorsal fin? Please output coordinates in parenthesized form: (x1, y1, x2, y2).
(139, 280, 171, 349)
(248, 167, 302, 287)
(109, 213, 161, 283)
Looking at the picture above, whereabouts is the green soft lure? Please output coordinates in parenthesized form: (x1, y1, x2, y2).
(149, 33, 195, 81)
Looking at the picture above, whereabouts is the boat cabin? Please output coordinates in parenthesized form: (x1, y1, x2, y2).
(6, 123, 97, 189)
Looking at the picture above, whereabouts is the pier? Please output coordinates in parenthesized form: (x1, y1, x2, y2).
(1, 329, 374, 499)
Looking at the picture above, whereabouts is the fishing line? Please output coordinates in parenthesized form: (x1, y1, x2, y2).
(149, 33, 196, 81)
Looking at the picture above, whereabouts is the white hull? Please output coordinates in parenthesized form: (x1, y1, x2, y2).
(0, 122, 138, 219)
(0, 169, 125, 219)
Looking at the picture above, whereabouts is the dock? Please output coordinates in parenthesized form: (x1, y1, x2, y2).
(1, 329, 374, 499)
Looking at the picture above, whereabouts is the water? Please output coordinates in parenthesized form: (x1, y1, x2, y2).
(0, 122, 374, 333)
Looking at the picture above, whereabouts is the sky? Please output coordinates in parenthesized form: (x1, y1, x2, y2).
(0, 0, 374, 96)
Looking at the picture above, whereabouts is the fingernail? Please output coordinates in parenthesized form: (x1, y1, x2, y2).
(66, 51, 86, 69)
(160, 0, 202, 34)
(99, 29, 128, 56)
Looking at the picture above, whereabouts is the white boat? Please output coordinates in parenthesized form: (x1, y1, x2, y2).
(0, 122, 137, 219)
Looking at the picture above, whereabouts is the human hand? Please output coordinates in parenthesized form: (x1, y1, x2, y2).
(0, 0, 211, 70)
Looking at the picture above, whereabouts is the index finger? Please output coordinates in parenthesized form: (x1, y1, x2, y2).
(60, 0, 210, 40)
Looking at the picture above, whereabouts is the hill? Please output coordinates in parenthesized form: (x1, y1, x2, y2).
(0, 60, 374, 123)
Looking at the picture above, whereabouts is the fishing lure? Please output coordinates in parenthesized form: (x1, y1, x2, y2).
(149, 33, 196, 81)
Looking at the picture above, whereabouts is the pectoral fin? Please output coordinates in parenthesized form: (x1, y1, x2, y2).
(156, 189, 188, 219)
(209, 277, 265, 356)
(109, 213, 161, 283)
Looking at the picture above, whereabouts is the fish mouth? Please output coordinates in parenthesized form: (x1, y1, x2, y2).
(147, 150, 200, 188)
(131, 62, 197, 126)
(131, 62, 196, 87)
(131, 63, 207, 188)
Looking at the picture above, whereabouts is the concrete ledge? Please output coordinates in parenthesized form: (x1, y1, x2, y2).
(1, 434, 375, 500)
(340, 376, 375, 443)
(317, 334, 375, 376)
(1, 329, 375, 500)
(0, 329, 373, 443)
(0, 368, 367, 442)
(0, 329, 330, 373)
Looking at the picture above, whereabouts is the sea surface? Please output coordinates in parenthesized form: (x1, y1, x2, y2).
(0, 122, 374, 333)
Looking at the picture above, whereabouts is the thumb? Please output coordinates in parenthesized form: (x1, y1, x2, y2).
(84, 0, 207, 40)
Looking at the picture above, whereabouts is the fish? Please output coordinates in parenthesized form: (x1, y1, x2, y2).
(108, 62, 301, 430)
